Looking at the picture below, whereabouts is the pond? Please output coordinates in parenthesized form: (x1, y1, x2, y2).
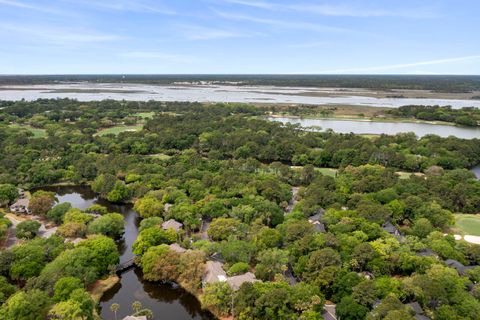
(268, 116, 480, 139)
(42, 186, 213, 320)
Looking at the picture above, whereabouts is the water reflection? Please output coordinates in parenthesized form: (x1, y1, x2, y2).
(41, 185, 213, 320)
(269, 117, 480, 139)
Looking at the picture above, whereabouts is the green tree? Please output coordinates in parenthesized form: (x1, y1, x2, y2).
(0, 289, 51, 320)
(107, 181, 129, 203)
(208, 218, 246, 241)
(134, 197, 164, 218)
(47, 203, 72, 225)
(29, 191, 56, 216)
(53, 277, 83, 302)
(0, 184, 17, 206)
(201, 282, 233, 316)
(132, 227, 176, 255)
(255, 248, 289, 281)
(0, 276, 15, 304)
(87, 213, 125, 238)
(63, 209, 93, 224)
(15, 220, 41, 239)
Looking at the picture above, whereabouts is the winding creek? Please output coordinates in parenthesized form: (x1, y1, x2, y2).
(268, 116, 480, 139)
(42, 186, 213, 320)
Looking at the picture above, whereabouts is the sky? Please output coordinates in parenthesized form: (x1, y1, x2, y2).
(0, 0, 479, 75)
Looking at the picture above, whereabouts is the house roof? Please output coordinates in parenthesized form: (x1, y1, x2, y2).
(416, 249, 437, 257)
(226, 272, 259, 291)
(312, 221, 326, 233)
(308, 209, 325, 222)
(382, 221, 398, 234)
(162, 219, 183, 232)
(203, 261, 227, 284)
(169, 243, 187, 253)
(322, 304, 337, 320)
(407, 302, 424, 315)
(10, 198, 29, 208)
(445, 259, 466, 273)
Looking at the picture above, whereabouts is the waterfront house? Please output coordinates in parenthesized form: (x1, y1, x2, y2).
(203, 261, 227, 286)
(162, 219, 183, 232)
(10, 198, 31, 214)
(226, 272, 259, 291)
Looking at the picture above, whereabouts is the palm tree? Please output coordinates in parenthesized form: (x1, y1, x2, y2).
(132, 301, 142, 314)
(110, 303, 120, 320)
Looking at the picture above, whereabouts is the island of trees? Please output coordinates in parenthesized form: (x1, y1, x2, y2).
(0, 99, 479, 319)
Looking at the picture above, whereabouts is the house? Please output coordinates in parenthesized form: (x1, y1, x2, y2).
(18, 188, 26, 199)
(308, 210, 326, 233)
(444, 259, 476, 275)
(162, 219, 183, 232)
(226, 272, 259, 291)
(203, 261, 227, 286)
(169, 243, 187, 253)
(382, 221, 400, 236)
(407, 302, 430, 320)
(416, 248, 437, 258)
(164, 203, 172, 213)
(308, 209, 325, 223)
(322, 304, 337, 320)
(10, 198, 31, 214)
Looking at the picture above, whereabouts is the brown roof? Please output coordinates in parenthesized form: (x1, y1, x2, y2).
(11, 198, 30, 208)
(203, 261, 227, 284)
(162, 219, 183, 232)
(226, 272, 259, 291)
(169, 243, 187, 253)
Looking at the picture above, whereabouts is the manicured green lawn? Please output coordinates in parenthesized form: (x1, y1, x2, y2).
(454, 214, 480, 236)
(94, 125, 143, 137)
(9, 124, 47, 138)
(134, 112, 155, 119)
(316, 168, 338, 178)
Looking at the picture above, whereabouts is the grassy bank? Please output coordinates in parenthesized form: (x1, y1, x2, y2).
(453, 214, 480, 236)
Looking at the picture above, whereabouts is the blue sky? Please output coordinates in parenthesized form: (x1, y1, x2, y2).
(0, 0, 479, 74)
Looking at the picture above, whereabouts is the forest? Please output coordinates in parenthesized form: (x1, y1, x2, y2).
(0, 99, 480, 319)
(387, 105, 480, 127)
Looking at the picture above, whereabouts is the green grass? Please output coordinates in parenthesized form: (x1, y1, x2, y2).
(9, 124, 47, 138)
(454, 214, 480, 236)
(316, 168, 338, 178)
(134, 112, 155, 119)
(148, 153, 172, 160)
(94, 125, 143, 137)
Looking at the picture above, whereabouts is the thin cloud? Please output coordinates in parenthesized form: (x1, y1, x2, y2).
(1, 23, 121, 46)
(0, 0, 69, 14)
(313, 55, 480, 74)
(63, 0, 176, 15)
(178, 24, 260, 40)
(217, 0, 437, 18)
(120, 51, 196, 63)
(213, 9, 355, 33)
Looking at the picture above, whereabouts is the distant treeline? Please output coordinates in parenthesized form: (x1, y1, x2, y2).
(1, 74, 480, 92)
(387, 105, 480, 126)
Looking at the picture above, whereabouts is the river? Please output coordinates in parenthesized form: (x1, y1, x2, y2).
(1, 83, 480, 108)
(268, 117, 480, 139)
(42, 186, 213, 320)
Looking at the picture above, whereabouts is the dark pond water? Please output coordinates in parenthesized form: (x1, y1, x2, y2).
(42, 186, 213, 320)
(269, 117, 480, 139)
